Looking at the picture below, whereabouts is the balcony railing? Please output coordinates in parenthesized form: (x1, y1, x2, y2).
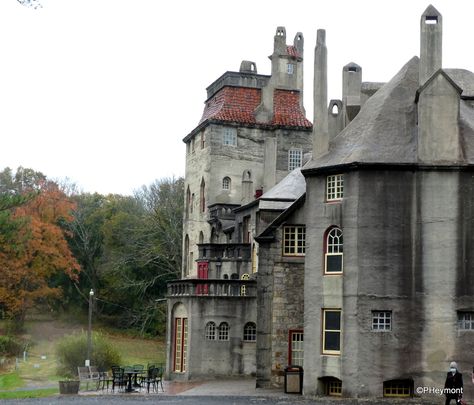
(198, 243, 251, 260)
(167, 279, 256, 298)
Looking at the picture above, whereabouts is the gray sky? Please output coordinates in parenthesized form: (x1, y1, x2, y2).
(1, 0, 473, 195)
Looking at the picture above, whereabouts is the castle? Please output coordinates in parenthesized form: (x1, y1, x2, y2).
(166, 5, 474, 399)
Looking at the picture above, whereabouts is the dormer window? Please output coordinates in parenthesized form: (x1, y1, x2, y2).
(287, 63, 294, 75)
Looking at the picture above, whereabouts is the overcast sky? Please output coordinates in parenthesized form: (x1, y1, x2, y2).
(1, 0, 473, 195)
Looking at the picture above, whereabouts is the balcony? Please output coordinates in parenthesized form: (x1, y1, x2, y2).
(198, 243, 251, 260)
(167, 279, 256, 298)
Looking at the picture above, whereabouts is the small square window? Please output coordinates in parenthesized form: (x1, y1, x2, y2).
(458, 312, 474, 330)
(326, 174, 344, 201)
(372, 311, 392, 331)
(223, 128, 237, 146)
(283, 226, 305, 256)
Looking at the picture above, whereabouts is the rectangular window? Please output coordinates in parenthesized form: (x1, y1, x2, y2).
(322, 309, 341, 355)
(223, 127, 237, 146)
(174, 317, 188, 372)
(288, 330, 304, 367)
(288, 148, 303, 171)
(458, 312, 474, 330)
(327, 380, 342, 396)
(383, 380, 412, 397)
(372, 311, 392, 331)
(287, 63, 294, 75)
(283, 226, 305, 256)
(326, 174, 344, 201)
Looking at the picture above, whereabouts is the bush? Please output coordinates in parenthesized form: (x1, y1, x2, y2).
(0, 336, 23, 356)
(55, 332, 121, 377)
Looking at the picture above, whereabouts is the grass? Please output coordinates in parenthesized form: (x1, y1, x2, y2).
(0, 372, 24, 390)
(0, 317, 166, 398)
(0, 388, 58, 399)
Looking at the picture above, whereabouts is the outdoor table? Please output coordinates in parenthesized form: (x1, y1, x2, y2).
(123, 369, 141, 393)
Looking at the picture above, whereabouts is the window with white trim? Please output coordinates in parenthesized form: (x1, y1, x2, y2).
(287, 63, 294, 75)
(218, 322, 229, 341)
(205, 321, 216, 340)
(458, 312, 474, 330)
(325, 227, 343, 273)
(326, 174, 344, 201)
(322, 309, 341, 355)
(372, 311, 392, 331)
(243, 322, 256, 342)
(288, 330, 304, 367)
(288, 148, 303, 171)
(222, 177, 231, 190)
(223, 127, 237, 146)
(283, 226, 305, 256)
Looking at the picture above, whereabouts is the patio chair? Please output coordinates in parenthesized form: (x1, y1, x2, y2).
(140, 366, 159, 393)
(111, 366, 125, 392)
(155, 366, 164, 392)
(132, 364, 145, 388)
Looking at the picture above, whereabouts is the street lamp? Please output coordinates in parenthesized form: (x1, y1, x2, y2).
(86, 289, 94, 367)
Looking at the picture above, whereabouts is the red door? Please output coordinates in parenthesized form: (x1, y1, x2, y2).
(196, 261, 209, 295)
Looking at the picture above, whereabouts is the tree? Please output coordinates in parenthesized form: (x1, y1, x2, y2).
(0, 168, 80, 324)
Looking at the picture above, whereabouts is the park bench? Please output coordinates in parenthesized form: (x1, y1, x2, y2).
(77, 366, 101, 390)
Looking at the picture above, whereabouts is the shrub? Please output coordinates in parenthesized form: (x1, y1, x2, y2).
(0, 336, 23, 356)
(55, 332, 121, 377)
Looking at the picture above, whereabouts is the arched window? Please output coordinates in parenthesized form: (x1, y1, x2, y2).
(243, 322, 256, 342)
(200, 178, 206, 213)
(240, 273, 249, 296)
(186, 186, 191, 216)
(325, 227, 343, 273)
(183, 235, 189, 276)
(205, 322, 216, 340)
(222, 177, 231, 190)
(242, 170, 251, 181)
(218, 322, 229, 341)
(199, 231, 204, 245)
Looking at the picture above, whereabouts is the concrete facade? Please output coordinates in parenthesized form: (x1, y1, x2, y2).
(167, 5, 474, 401)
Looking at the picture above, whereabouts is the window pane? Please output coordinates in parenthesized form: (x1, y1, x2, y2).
(324, 331, 340, 351)
(326, 255, 343, 272)
(325, 311, 341, 330)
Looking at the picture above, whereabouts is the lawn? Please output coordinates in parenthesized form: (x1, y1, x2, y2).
(0, 317, 166, 397)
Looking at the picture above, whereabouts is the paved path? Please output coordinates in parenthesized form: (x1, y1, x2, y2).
(1, 379, 442, 404)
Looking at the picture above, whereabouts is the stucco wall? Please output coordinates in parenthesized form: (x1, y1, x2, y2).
(303, 168, 474, 399)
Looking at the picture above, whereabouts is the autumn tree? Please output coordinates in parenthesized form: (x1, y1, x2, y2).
(0, 168, 80, 324)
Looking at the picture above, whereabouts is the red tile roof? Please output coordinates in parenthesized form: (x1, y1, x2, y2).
(286, 46, 301, 58)
(199, 87, 260, 125)
(199, 87, 312, 129)
(272, 89, 312, 128)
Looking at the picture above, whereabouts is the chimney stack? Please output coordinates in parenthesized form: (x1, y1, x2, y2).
(313, 29, 329, 157)
(420, 5, 442, 85)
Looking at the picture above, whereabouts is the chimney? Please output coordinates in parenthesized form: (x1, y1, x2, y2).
(313, 29, 329, 157)
(342, 62, 362, 125)
(420, 5, 442, 86)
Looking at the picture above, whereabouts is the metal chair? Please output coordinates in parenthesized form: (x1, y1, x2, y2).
(111, 366, 125, 392)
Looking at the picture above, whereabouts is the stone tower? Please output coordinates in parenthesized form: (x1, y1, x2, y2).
(181, 28, 312, 279)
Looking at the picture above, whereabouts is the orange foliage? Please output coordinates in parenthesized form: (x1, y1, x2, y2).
(0, 181, 80, 321)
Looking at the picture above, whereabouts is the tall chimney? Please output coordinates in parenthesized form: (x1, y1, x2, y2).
(313, 29, 328, 157)
(420, 5, 442, 86)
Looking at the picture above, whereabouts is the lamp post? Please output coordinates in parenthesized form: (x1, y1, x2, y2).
(86, 289, 94, 366)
